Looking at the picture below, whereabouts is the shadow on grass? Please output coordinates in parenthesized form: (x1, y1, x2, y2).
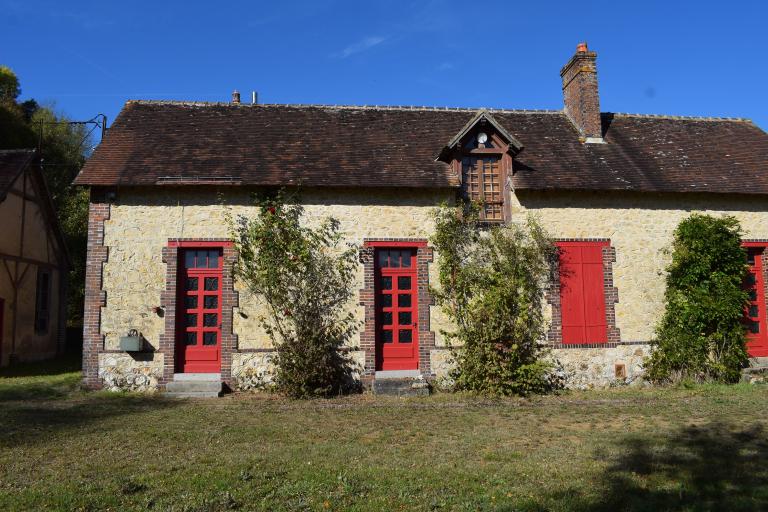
(522, 421, 768, 512)
(0, 352, 81, 378)
(0, 353, 84, 401)
(0, 354, 181, 449)
(0, 392, 183, 449)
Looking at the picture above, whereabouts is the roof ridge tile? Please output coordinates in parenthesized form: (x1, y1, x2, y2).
(125, 99, 564, 115)
(607, 111, 753, 123)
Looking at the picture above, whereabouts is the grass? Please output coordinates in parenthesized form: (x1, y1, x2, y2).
(1, 361, 768, 511)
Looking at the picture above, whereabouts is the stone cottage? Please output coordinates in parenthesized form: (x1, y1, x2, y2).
(74, 44, 768, 393)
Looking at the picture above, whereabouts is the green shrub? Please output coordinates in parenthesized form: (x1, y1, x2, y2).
(430, 202, 558, 395)
(229, 191, 359, 398)
(646, 214, 749, 383)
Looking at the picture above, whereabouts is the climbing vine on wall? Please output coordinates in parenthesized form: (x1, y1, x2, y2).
(229, 191, 359, 397)
(431, 201, 559, 395)
(646, 214, 749, 383)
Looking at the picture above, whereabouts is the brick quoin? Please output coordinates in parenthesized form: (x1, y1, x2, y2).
(81, 189, 111, 389)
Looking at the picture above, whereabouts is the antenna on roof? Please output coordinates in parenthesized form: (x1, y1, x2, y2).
(251, 91, 258, 105)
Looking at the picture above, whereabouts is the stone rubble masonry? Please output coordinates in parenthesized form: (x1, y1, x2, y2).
(86, 185, 768, 391)
(551, 344, 651, 389)
(90, 187, 449, 390)
(99, 352, 163, 392)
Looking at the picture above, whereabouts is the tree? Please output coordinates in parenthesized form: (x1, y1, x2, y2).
(0, 66, 92, 327)
(229, 191, 359, 398)
(431, 201, 559, 395)
(646, 214, 749, 383)
(0, 66, 21, 103)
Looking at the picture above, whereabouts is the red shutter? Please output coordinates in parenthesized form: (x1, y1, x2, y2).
(558, 242, 608, 344)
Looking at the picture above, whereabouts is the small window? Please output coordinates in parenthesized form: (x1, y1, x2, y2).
(184, 249, 222, 269)
(462, 156, 503, 221)
(34, 269, 51, 335)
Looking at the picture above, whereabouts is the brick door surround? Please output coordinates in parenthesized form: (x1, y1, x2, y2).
(160, 240, 238, 388)
(359, 239, 435, 379)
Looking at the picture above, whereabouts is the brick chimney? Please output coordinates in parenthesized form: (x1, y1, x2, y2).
(560, 43, 603, 143)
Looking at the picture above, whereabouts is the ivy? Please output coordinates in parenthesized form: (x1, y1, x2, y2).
(229, 191, 359, 398)
(430, 201, 559, 395)
(646, 214, 749, 383)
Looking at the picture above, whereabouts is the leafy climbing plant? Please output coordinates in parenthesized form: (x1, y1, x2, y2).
(646, 214, 749, 383)
(431, 201, 558, 395)
(229, 191, 359, 398)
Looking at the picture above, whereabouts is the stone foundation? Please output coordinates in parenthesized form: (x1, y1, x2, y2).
(551, 344, 651, 389)
(98, 353, 164, 392)
(230, 349, 368, 392)
(230, 352, 277, 391)
(429, 344, 652, 390)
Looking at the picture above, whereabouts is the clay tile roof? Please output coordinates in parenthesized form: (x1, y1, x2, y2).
(74, 101, 768, 195)
(0, 149, 36, 198)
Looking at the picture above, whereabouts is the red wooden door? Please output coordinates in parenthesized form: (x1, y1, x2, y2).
(177, 249, 223, 373)
(558, 242, 608, 344)
(744, 245, 768, 357)
(376, 248, 419, 370)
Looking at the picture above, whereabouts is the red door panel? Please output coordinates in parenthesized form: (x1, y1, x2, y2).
(744, 244, 768, 357)
(376, 248, 418, 371)
(177, 249, 223, 373)
(558, 242, 608, 344)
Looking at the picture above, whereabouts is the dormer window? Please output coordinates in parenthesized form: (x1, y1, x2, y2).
(437, 110, 524, 223)
(462, 155, 502, 220)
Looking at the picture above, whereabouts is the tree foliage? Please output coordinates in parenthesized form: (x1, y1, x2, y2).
(229, 192, 359, 398)
(431, 201, 558, 395)
(0, 66, 91, 326)
(646, 214, 749, 383)
(0, 66, 21, 103)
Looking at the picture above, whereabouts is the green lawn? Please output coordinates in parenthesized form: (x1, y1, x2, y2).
(1, 360, 768, 511)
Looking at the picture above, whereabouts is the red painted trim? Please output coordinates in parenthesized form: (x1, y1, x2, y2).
(742, 241, 768, 357)
(555, 240, 609, 247)
(556, 241, 608, 344)
(364, 240, 428, 248)
(168, 240, 234, 248)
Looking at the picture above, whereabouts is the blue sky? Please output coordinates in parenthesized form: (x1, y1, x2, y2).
(2, 0, 766, 142)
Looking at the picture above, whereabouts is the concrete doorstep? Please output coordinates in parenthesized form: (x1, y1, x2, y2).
(164, 374, 223, 398)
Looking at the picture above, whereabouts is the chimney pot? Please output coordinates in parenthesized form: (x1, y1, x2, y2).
(560, 44, 603, 142)
(231, 90, 241, 104)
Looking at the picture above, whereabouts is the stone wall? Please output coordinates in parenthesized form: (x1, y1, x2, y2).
(550, 344, 651, 389)
(512, 190, 768, 344)
(93, 186, 768, 391)
(96, 187, 452, 385)
(98, 352, 164, 392)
